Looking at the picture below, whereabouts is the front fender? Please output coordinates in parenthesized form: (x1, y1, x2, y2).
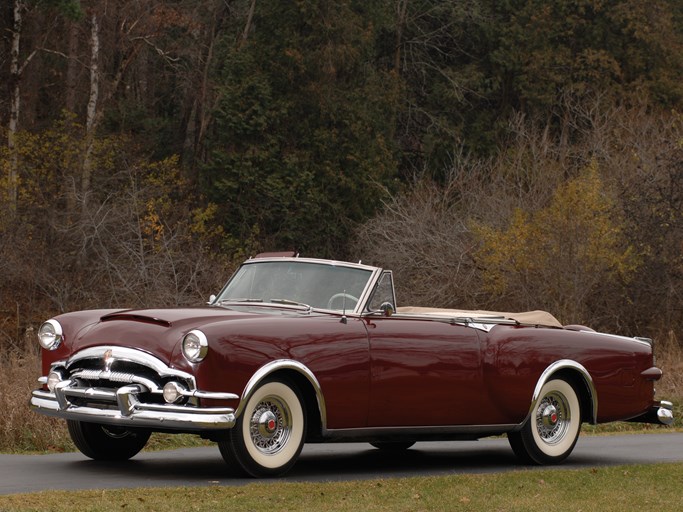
(235, 359, 327, 431)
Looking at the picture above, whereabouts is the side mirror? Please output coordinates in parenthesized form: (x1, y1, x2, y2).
(208, 294, 216, 305)
(379, 302, 394, 317)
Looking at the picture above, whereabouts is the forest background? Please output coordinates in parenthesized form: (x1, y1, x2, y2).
(1, 0, 682, 449)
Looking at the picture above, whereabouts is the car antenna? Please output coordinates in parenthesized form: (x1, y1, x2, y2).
(340, 290, 348, 324)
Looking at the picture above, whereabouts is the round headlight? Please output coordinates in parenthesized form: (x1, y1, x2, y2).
(38, 320, 63, 350)
(182, 329, 208, 363)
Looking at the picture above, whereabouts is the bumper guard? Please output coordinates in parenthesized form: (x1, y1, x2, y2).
(626, 400, 675, 426)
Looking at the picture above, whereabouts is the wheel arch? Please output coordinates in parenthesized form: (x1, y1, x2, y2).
(236, 360, 326, 440)
(527, 359, 597, 426)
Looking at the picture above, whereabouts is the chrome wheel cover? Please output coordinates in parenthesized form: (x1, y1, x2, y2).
(534, 390, 571, 445)
(248, 396, 292, 455)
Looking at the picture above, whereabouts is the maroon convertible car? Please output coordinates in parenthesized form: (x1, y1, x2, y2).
(31, 255, 674, 477)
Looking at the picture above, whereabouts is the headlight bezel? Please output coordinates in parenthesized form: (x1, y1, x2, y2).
(182, 329, 209, 363)
(38, 319, 64, 350)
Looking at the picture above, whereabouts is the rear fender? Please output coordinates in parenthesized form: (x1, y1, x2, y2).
(523, 359, 598, 427)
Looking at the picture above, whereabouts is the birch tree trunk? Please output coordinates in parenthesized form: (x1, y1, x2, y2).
(7, 0, 38, 217)
(65, 20, 80, 114)
(7, 0, 25, 216)
(64, 20, 81, 216)
(81, 11, 100, 217)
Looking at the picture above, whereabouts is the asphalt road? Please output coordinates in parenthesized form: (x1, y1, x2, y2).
(1, 433, 682, 495)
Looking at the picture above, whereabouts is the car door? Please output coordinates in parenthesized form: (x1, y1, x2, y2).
(364, 315, 485, 427)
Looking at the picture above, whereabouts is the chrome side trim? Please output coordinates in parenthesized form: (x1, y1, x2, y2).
(322, 424, 517, 441)
(527, 359, 598, 425)
(237, 359, 327, 430)
(181, 389, 239, 401)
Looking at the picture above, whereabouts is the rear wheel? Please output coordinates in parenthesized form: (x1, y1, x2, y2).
(219, 378, 306, 477)
(508, 378, 581, 464)
(67, 420, 150, 461)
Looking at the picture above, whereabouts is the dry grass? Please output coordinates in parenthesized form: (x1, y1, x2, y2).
(656, 331, 683, 400)
(0, 341, 71, 452)
(2, 332, 681, 453)
(1, 464, 683, 511)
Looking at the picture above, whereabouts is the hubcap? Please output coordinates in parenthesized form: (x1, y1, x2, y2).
(541, 404, 559, 428)
(535, 391, 571, 445)
(249, 396, 292, 455)
(258, 410, 278, 437)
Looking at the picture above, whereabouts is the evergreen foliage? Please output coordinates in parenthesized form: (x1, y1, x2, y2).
(202, 1, 397, 257)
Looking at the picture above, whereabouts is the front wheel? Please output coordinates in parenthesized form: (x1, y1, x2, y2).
(508, 378, 581, 465)
(67, 420, 150, 461)
(219, 379, 306, 477)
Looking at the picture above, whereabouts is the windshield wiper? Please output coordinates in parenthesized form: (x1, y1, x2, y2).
(217, 298, 263, 305)
(270, 298, 313, 313)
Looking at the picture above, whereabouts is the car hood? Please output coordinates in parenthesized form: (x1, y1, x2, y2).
(65, 306, 271, 364)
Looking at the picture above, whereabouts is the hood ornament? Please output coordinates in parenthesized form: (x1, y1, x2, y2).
(103, 349, 115, 372)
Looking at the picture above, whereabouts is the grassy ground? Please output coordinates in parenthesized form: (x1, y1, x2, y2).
(0, 463, 681, 511)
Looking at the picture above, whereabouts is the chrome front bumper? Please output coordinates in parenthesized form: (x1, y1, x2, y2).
(31, 345, 240, 432)
(31, 382, 237, 431)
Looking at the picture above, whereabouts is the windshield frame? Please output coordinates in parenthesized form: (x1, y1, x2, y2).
(213, 257, 384, 315)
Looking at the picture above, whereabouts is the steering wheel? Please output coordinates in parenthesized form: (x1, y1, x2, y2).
(327, 292, 359, 310)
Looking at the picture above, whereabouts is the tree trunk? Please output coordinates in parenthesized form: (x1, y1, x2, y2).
(394, 0, 408, 73)
(64, 19, 81, 217)
(65, 20, 80, 114)
(7, 0, 24, 217)
(183, 2, 229, 175)
(239, 0, 257, 49)
(82, 11, 100, 217)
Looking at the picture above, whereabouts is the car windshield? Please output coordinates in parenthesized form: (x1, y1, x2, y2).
(216, 260, 374, 311)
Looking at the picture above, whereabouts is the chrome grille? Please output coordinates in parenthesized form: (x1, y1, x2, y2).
(55, 346, 198, 407)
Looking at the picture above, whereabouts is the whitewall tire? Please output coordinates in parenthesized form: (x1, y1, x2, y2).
(219, 378, 306, 477)
(508, 378, 581, 464)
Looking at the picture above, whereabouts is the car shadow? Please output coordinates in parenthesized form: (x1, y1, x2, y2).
(62, 440, 583, 485)
(293, 443, 523, 478)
